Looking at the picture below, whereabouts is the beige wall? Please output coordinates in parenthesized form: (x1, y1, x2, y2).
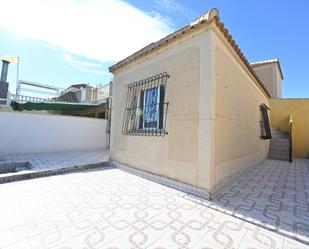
(110, 25, 270, 193)
(252, 63, 282, 98)
(212, 28, 270, 190)
(110, 29, 215, 190)
(270, 98, 309, 158)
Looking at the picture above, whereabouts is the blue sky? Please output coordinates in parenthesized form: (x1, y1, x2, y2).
(0, 0, 308, 98)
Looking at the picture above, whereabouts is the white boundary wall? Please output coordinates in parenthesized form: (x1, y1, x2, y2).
(0, 112, 108, 156)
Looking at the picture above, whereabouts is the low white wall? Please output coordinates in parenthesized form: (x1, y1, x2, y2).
(0, 112, 108, 156)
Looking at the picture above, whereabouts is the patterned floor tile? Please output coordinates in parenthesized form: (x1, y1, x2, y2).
(0, 149, 109, 179)
(3, 239, 32, 249)
(0, 159, 309, 248)
(212, 159, 309, 245)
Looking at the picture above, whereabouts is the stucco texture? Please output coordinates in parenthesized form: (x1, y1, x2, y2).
(252, 63, 282, 98)
(270, 98, 309, 158)
(213, 29, 270, 190)
(110, 26, 270, 193)
(110, 31, 210, 188)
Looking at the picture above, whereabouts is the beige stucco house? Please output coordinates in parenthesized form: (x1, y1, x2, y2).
(108, 8, 283, 196)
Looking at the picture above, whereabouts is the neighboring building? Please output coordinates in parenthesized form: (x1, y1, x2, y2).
(108, 8, 276, 196)
(6, 82, 111, 119)
(251, 59, 283, 98)
(95, 83, 110, 103)
(52, 83, 110, 118)
(56, 84, 96, 103)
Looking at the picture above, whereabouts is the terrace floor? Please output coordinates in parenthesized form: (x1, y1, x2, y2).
(0, 150, 109, 182)
(0, 159, 308, 249)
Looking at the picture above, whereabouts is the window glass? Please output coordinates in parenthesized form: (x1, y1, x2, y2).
(260, 104, 271, 139)
(144, 87, 160, 129)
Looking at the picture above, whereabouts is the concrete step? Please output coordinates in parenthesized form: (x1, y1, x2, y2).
(269, 150, 289, 156)
(271, 130, 289, 136)
(271, 137, 290, 142)
(268, 127, 290, 161)
(270, 141, 290, 147)
(268, 154, 290, 161)
(269, 143, 290, 149)
(269, 150, 289, 155)
(270, 143, 290, 149)
(268, 149, 289, 153)
(271, 134, 289, 139)
(271, 137, 290, 141)
(268, 150, 289, 156)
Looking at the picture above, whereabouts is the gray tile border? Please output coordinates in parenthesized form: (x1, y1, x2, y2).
(110, 161, 212, 200)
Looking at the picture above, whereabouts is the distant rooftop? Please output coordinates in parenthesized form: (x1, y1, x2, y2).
(250, 58, 284, 79)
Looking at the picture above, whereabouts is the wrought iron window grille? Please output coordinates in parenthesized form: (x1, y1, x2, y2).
(122, 72, 169, 136)
(259, 104, 271, 139)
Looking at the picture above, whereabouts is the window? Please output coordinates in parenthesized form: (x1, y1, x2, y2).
(122, 72, 169, 136)
(259, 104, 271, 139)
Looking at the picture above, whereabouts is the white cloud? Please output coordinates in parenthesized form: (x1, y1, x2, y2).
(63, 53, 101, 69)
(152, 0, 198, 26)
(0, 0, 173, 62)
(63, 53, 109, 75)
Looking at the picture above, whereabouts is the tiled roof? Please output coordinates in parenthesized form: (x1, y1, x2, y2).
(55, 91, 78, 103)
(109, 8, 270, 98)
(250, 59, 284, 79)
(70, 84, 88, 89)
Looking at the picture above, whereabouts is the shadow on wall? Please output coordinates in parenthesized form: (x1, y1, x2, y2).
(270, 98, 309, 158)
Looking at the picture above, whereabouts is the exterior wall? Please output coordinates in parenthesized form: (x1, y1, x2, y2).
(96, 84, 110, 101)
(252, 64, 282, 98)
(110, 29, 215, 191)
(270, 98, 309, 158)
(0, 112, 108, 156)
(212, 28, 270, 190)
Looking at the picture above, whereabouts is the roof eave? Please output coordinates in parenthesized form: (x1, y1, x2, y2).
(108, 8, 219, 73)
(108, 8, 271, 98)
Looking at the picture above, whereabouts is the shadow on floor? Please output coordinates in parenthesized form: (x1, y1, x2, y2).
(201, 159, 309, 245)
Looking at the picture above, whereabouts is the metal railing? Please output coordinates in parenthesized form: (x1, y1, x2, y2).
(122, 102, 169, 136)
(289, 114, 293, 163)
(11, 94, 49, 103)
(122, 72, 169, 136)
